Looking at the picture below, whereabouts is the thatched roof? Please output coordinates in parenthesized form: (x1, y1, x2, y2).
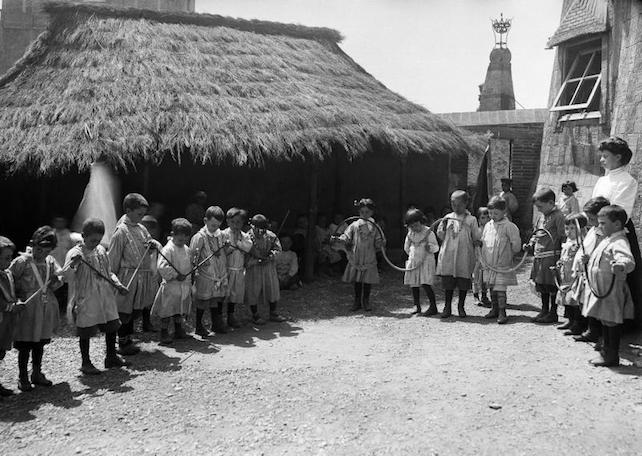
(0, 2, 471, 175)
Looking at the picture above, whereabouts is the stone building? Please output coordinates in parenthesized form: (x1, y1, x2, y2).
(537, 0, 642, 227)
(0, 0, 196, 74)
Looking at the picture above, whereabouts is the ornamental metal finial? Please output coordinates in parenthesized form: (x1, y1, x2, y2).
(491, 13, 512, 48)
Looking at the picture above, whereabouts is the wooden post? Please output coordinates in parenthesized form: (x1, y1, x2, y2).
(304, 165, 319, 283)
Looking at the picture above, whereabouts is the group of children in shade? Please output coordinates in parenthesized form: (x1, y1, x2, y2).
(0, 195, 292, 395)
(334, 137, 639, 369)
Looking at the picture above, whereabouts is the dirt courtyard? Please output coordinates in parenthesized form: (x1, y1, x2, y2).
(1, 261, 641, 455)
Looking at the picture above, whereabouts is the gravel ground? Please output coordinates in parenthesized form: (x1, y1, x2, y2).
(1, 259, 641, 455)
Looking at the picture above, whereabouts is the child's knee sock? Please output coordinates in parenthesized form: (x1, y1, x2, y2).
(269, 302, 277, 314)
(79, 338, 91, 365)
(549, 293, 558, 314)
(105, 331, 117, 357)
(363, 284, 371, 300)
(209, 308, 218, 325)
(217, 301, 224, 315)
(32, 343, 44, 373)
(354, 282, 363, 302)
(250, 305, 259, 316)
(227, 302, 235, 315)
(422, 285, 436, 307)
(540, 293, 550, 313)
(160, 317, 170, 330)
(196, 308, 205, 326)
(457, 289, 467, 315)
(444, 289, 454, 311)
(411, 287, 421, 311)
(18, 348, 30, 380)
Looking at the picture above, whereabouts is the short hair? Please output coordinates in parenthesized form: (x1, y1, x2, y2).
(487, 196, 507, 211)
(226, 207, 247, 220)
(0, 236, 16, 252)
(141, 215, 158, 226)
(404, 208, 426, 225)
(532, 187, 556, 203)
(565, 213, 587, 229)
(599, 136, 633, 165)
(81, 218, 105, 237)
(477, 206, 490, 217)
(205, 206, 225, 222)
(561, 181, 578, 193)
(30, 225, 57, 248)
(598, 205, 628, 227)
(583, 196, 610, 215)
(251, 214, 268, 229)
(171, 218, 192, 237)
(355, 198, 376, 210)
(451, 190, 469, 204)
(123, 193, 149, 212)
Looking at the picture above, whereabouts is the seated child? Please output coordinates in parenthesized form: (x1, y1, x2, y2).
(246, 215, 286, 324)
(316, 213, 342, 275)
(274, 234, 301, 290)
(555, 213, 586, 335)
(582, 205, 635, 367)
(151, 218, 193, 345)
(0, 236, 23, 396)
(479, 197, 522, 324)
(473, 207, 491, 308)
(190, 206, 228, 336)
(63, 219, 130, 375)
(10, 226, 62, 392)
(403, 209, 439, 316)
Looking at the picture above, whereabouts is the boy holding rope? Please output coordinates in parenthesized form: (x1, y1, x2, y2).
(63, 219, 129, 375)
(108, 193, 160, 356)
(582, 205, 635, 367)
(479, 197, 521, 324)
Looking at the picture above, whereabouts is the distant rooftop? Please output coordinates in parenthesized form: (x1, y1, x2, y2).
(438, 108, 548, 127)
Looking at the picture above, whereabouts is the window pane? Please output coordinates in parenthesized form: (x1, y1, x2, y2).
(588, 85, 601, 111)
(586, 51, 601, 76)
(568, 52, 592, 78)
(570, 76, 599, 105)
(558, 80, 580, 105)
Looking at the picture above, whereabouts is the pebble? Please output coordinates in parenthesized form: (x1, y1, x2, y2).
(489, 404, 502, 410)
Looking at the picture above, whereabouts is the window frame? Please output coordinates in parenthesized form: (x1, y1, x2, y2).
(550, 45, 602, 113)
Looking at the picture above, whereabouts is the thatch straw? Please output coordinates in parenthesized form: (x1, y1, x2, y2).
(0, 2, 473, 175)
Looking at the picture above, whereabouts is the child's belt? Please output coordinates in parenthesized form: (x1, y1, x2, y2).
(534, 250, 561, 259)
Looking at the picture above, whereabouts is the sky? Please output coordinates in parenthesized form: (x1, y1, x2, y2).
(195, 0, 562, 113)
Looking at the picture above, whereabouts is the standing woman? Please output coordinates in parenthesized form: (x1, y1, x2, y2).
(591, 137, 642, 326)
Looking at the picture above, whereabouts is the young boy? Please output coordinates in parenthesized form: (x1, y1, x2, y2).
(436, 190, 481, 318)
(525, 188, 565, 323)
(108, 193, 159, 355)
(0, 236, 22, 396)
(582, 205, 635, 367)
(151, 218, 193, 345)
(473, 207, 491, 308)
(190, 206, 228, 336)
(245, 214, 286, 324)
(274, 234, 301, 290)
(63, 219, 130, 375)
(479, 197, 521, 324)
(222, 208, 253, 328)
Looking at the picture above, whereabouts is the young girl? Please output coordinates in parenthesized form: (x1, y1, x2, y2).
(245, 214, 285, 324)
(63, 219, 129, 375)
(335, 199, 384, 312)
(473, 207, 491, 308)
(582, 205, 635, 367)
(479, 197, 521, 324)
(151, 218, 193, 345)
(190, 206, 228, 336)
(571, 197, 610, 344)
(0, 236, 22, 396)
(436, 190, 481, 318)
(108, 193, 159, 355)
(10, 226, 62, 392)
(403, 209, 439, 316)
(558, 181, 580, 216)
(223, 208, 253, 328)
(555, 213, 586, 335)
(525, 188, 565, 324)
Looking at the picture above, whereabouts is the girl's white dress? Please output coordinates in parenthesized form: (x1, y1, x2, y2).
(403, 226, 439, 286)
(151, 240, 192, 319)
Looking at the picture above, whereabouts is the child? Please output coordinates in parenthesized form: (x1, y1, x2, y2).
(473, 207, 491, 308)
(436, 190, 481, 318)
(582, 205, 635, 367)
(499, 178, 519, 221)
(245, 214, 286, 324)
(555, 213, 586, 335)
(108, 193, 159, 355)
(525, 187, 565, 324)
(571, 197, 610, 344)
(591, 137, 641, 327)
(403, 209, 439, 316)
(479, 197, 522, 324)
(0, 236, 23, 396)
(222, 208, 253, 328)
(151, 218, 193, 345)
(190, 206, 228, 336)
(334, 198, 384, 312)
(274, 234, 301, 290)
(10, 226, 62, 392)
(558, 181, 580, 216)
(63, 219, 129, 375)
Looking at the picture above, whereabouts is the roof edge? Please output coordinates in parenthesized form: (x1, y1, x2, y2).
(42, 1, 344, 43)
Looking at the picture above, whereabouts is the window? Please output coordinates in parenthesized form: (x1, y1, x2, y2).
(551, 42, 601, 113)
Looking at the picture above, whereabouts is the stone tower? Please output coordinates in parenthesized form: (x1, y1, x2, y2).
(0, 0, 196, 74)
(478, 14, 516, 112)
